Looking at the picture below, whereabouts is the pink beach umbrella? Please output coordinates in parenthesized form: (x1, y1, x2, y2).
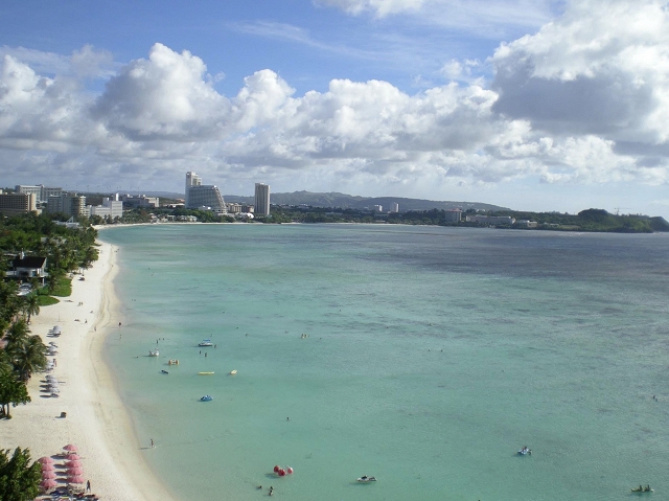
(66, 456, 81, 465)
(40, 478, 58, 491)
(41, 462, 56, 473)
(41, 470, 56, 480)
(68, 474, 85, 484)
(63, 444, 78, 453)
(38, 456, 54, 464)
(67, 465, 84, 476)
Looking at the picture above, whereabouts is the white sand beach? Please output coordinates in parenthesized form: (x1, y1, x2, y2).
(0, 241, 178, 501)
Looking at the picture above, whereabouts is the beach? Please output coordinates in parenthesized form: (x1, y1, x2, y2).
(0, 240, 178, 501)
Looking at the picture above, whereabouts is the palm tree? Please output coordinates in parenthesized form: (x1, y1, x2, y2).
(0, 354, 14, 417)
(0, 371, 30, 418)
(0, 447, 41, 500)
(3, 320, 29, 347)
(82, 245, 99, 269)
(20, 294, 40, 324)
(0, 281, 20, 332)
(7, 335, 47, 382)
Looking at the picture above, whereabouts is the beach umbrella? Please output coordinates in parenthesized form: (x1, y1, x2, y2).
(41, 470, 56, 480)
(65, 453, 80, 462)
(63, 444, 77, 453)
(68, 474, 85, 484)
(38, 456, 54, 464)
(41, 462, 56, 472)
(40, 478, 58, 491)
(66, 458, 81, 467)
(67, 465, 84, 476)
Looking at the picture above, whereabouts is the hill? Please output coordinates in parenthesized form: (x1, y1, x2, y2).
(223, 191, 509, 212)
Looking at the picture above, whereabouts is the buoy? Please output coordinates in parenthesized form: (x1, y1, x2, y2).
(278, 469, 286, 477)
(287, 467, 294, 474)
(273, 465, 280, 473)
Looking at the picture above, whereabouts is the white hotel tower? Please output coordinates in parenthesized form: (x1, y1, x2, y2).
(185, 171, 227, 215)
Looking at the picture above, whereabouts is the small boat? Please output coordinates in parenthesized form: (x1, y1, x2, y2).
(198, 339, 213, 347)
(168, 359, 179, 365)
(200, 395, 213, 402)
(518, 446, 532, 456)
(357, 476, 377, 483)
(198, 371, 215, 375)
(149, 349, 159, 357)
(631, 485, 653, 493)
(229, 370, 237, 376)
(161, 370, 169, 375)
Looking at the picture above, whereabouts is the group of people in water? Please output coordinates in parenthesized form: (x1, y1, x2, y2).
(631, 484, 653, 493)
(256, 485, 274, 496)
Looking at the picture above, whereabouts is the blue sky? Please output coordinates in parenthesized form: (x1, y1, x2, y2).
(2, 0, 669, 219)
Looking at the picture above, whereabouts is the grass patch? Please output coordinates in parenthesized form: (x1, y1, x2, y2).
(37, 295, 59, 306)
(35, 276, 72, 305)
(49, 276, 72, 297)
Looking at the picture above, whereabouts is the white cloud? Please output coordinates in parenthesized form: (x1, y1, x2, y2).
(232, 70, 295, 131)
(314, 0, 425, 17)
(0, 55, 91, 151)
(0, 46, 70, 76)
(70, 45, 115, 79)
(92, 43, 231, 141)
(315, 0, 556, 35)
(2, 0, 669, 217)
(492, 0, 669, 144)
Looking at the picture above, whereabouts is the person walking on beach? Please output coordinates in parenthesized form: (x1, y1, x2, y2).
(150, 438, 155, 448)
(86, 480, 91, 492)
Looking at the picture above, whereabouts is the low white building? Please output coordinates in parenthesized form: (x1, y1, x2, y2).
(465, 214, 515, 226)
(90, 197, 123, 220)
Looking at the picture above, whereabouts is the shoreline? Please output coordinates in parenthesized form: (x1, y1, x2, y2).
(0, 240, 178, 501)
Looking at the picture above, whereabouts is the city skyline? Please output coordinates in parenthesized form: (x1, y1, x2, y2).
(2, 1, 669, 219)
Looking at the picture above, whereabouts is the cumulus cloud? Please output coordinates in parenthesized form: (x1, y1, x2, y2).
(0, 55, 92, 150)
(491, 0, 669, 144)
(2, 0, 669, 207)
(92, 43, 231, 141)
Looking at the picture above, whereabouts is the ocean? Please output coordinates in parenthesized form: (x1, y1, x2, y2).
(99, 224, 669, 501)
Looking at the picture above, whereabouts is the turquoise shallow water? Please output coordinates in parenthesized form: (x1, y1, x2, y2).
(99, 224, 669, 501)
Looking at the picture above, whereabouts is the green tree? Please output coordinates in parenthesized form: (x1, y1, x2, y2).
(3, 319, 29, 347)
(0, 371, 30, 418)
(20, 293, 40, 324)
(82, 245, 99, 269)
(6, 333, 47, 382)
(0, 281, 20, 332)
(0, 447, 41, 500)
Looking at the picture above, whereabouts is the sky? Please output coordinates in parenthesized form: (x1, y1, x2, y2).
(2, 0, 669, 218)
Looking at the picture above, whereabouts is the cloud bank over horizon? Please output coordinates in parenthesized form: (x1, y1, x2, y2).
(2, 0, 669, 217)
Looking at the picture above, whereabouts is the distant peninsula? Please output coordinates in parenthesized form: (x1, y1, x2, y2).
(223, 191, 508, 213)
(151, 191, 668, 233)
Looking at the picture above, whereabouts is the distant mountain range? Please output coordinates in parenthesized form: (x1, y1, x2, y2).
(222, 191, 509, 212)
(144, 190, 508, 212)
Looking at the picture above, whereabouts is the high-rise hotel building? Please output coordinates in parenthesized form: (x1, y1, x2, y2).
(0, 193, 38, 216)
(254, 183, 270, 216)
(185, 171, 227, 215)
(185, 171, 202, 208)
